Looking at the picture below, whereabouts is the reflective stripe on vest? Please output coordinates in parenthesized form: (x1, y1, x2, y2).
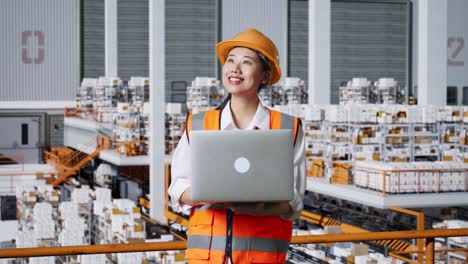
(188, 235, 290, 253)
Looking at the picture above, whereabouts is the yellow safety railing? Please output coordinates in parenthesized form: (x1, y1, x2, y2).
(0, 228, 467, 262)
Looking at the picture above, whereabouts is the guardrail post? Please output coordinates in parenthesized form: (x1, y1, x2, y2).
(388, 206, 425, 263)
(425, 237, 434, 264)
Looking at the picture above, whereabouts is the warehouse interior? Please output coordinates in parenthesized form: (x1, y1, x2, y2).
(0, 0, 468, 263)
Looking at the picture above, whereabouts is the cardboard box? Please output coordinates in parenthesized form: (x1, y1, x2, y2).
(351, 243, 369, 256)
(331, 163, 350, 184)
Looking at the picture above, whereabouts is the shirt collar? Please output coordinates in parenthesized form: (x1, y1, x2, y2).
(220, 99, 270, 130)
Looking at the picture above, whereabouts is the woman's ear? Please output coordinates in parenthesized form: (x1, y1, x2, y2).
(262, 71, 272, 85)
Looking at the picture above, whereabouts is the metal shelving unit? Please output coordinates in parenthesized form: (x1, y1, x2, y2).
(381, 123, 411, 162)
(412, 123, 440, 162)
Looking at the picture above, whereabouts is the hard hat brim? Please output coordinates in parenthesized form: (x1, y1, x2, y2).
(216, 40, 281, 85)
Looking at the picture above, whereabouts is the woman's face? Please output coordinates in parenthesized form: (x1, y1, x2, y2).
(222, 47, 269, 97)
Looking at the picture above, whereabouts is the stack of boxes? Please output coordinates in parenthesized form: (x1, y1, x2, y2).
(93, 77, 124, 109)
(166, 103, 186, 155)
(460, 107, 468, 162)
(354, 161, 468, 194)
(274, 104, 468, 189)
(14, 184, 184, 263)
(186, 77, 225, 114)
(349, 105, 382, 162)
(128, 77, 149, 112)
(139, 102, 151, 155)
(145, 234, 186, 264)
(93, 192, 146, 262)
(433, 219, 468, 263)
(339, 77, 405, 105)
(58, 202, 86, 246)
(16, 186, 58, 249)
(339, 78, 375, 105)
(374, 78, 404, 104)
(74, 76, 190, 156)
(94, 163, 117, 188)
(325, 106, 352, 184)
(69, 186, 93, 246)
(93, 187, 113, 244)
(114, 102, 141, 156)
(15, 185, 66, 264)
(28, 257, 56, 264)
(303, 107, 327, 178)
(282, 77, 308, 105)
(76, 78, 98, 120)
(79, 254, 107, 264)
(111, 199, 145, 243)
(32, 203, 56, 242)
(289, 227, 395, 264)
(16, 186, 38, 248)
(438, 107, 462, 161)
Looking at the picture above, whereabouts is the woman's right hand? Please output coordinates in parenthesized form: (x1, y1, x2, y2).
(180, 188, 192, 205)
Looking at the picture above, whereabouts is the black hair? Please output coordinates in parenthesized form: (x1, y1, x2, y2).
(253, 50, 271, 91)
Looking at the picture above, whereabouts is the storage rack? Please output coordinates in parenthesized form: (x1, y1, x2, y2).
(293, 105, 468, 183)
(381, 123, 411, 162)
(374, 78, 405, 104)
(165, 103, 186, 155)
(412, 123, 440, 162)
(282, 77, 308, 105)
(303, 120, 327, 178)
(113, 103, 142, 156)
(350, 123, 382, 162)
(128, 77, 149, 112)
(186, 77, 225, 113)
(339, 78, 376, 105)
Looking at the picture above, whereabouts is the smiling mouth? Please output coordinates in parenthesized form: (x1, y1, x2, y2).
(228, 77, 244, 82)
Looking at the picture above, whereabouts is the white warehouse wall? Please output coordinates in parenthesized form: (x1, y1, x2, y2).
(222, 0, 288, 85)
(447, 0, 468, 90)
(0, 0, 79, 104)
(412, 0, 468, 104)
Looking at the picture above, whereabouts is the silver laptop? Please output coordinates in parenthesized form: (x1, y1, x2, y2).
(190, 129, 294, 202)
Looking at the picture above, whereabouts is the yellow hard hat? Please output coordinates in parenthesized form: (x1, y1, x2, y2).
(216, 28, 281, 85)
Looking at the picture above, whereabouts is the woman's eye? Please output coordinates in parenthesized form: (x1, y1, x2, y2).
(227, 58, 234, 63)
(243, 60, 252, 65)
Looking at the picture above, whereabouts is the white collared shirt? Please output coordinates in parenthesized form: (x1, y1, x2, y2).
(168, 100, 306, 220)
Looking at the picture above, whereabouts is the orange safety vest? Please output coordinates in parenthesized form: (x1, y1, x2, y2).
(185, 104, 301, 264)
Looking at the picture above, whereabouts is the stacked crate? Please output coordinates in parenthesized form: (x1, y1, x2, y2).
(186, 77, 225, 114)
(339, 78, 376, 105)
(354, 161, 468, 194)
(325, 106, 352, 184)
(349, 105, 382, 162)
(438, 107, 462, 161)
(165, 103, 186, 155)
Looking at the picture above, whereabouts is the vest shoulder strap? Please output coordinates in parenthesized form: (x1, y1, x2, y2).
(268, 109, 301, 146)
(186, 110, 221, 142)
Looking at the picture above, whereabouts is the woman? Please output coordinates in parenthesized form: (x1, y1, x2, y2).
(169, 28, 306, 264)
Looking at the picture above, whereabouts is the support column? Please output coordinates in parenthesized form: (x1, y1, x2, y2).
(308, 0, 331, 105)
(425, 237, 435, 264)
(417, 0, 447, 105)
(105, 0, 118, 77)
(149, 0, 166, 223)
